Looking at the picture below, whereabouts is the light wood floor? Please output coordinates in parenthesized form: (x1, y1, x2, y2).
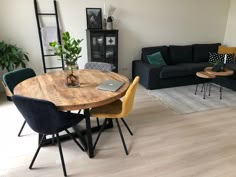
(1, 85, 236, 177)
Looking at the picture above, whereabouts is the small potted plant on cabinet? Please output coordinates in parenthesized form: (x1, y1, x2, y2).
(49, 32, 83, 87)
(0, 41, 29, 98)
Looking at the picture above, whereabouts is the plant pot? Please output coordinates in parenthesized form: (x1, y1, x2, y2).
(64, 64, 80, 87)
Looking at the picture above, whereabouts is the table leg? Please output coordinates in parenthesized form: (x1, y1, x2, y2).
(220, 86, 223, 99)
(201, 84, 204, 92)
(195, 84, 198, 95)
(208, 83, 211, 96)
(203, 83, 208, 99)
(84, 108, 94, 158)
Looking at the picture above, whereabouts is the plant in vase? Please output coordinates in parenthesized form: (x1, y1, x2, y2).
(210, 60, 223, 72)
(49, 32, 83, 87)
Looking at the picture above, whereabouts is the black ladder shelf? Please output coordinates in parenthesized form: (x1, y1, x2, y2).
(34, 0, 64, 73)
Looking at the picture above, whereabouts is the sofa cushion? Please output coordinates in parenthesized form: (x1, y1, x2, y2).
(142, 46, 171, 65)
(178, 62, 210, 75)
(218, 46, 236, 59)
(225, 63, 236, 79)
(219, 53, 234, 64)
(147, 52, 167, 66)
(192, 43, 221, 63)
(169, 45, 193, 64)
(209, 52, 221, 64)
(160, 65, 193, 79)
(209, 52, 234, 64)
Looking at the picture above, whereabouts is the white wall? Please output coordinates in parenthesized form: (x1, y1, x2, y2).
(224, 0, 236, 45)
(0, 0, 230, 91)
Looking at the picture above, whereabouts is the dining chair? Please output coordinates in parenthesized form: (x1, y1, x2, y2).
(2, 68, 36, 137)
(90, 76, 140, 155)
(12, 95, 85, 177)
(84, 61, 113, 126)
(84, 61, 114, 72)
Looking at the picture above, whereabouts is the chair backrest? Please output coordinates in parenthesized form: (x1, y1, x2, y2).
(12, 95, 69, 135)
(120, 76, 140, 117)
(3, 68, 36, 94)
(84, 62, 113, 72)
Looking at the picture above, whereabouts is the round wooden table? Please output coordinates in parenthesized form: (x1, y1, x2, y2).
(14, 69, 130, 158)
(14, 69, 130, 111)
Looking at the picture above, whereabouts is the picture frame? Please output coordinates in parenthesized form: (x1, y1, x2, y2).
(86, 8, 102, 29)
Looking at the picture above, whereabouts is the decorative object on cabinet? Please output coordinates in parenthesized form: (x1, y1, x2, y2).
(86, 8, 102, 29)
(86, 29, 118, 72)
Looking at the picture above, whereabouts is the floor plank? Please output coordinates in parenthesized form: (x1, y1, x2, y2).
(1, 85, 236, 177)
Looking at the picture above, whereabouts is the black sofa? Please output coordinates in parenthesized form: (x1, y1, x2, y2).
(132, 43, 226, 90)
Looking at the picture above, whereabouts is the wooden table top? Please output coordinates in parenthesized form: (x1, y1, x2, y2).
(14, 69, 130, 111)
(204, 67, 234, 76)
(196, 71, 216, 79)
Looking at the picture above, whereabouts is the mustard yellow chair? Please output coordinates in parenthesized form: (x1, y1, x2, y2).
(91, 76, 140, 155)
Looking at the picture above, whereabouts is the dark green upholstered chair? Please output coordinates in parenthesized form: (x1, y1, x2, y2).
(12, 95, 85, 177)
(2, 68, 36, 136)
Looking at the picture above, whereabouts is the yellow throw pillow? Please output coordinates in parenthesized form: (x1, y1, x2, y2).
(218, 46, 236, 59)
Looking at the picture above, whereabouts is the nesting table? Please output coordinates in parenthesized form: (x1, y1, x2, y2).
(195, 67, 234, 99)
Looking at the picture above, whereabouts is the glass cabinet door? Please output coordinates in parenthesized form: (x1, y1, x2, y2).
(87, 30, 118, 72)
(91, 33, 105, 62)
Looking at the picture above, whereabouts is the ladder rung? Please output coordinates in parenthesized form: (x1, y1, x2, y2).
(46, 67, 63, 70)
(44, 54, 57, 57)
(37, 13, 56, 15)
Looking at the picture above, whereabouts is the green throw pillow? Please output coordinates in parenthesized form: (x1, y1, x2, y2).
(147, 52, 167, 66)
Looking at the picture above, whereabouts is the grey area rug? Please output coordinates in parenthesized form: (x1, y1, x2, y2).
(147, 84, 236, 114)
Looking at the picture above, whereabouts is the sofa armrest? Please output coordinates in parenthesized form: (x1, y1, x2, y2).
(132, 60, 163, 89)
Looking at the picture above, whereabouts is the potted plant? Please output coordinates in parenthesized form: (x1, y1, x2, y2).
(49, 31, 83, 87)
(0, 41, 29, 72)
(0, 41, 29, 98)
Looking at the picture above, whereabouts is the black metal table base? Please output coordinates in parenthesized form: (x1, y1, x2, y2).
(195, 82, 223, 99)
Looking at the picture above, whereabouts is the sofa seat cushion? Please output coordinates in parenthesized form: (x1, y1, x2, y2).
(225, 63, 236, 79)
(142, 46, 171, 65)
(192, 43, 221, 63)
(160, 65, 192, 79)
(169, 45, 193, 64)
(178, 62, 210, 74)
(160, 62, 210, 79)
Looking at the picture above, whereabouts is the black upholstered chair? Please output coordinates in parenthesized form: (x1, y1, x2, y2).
(12, 95, 85, 177)
(2, 68, 36, 136)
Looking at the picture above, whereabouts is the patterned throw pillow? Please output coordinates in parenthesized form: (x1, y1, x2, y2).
(209, 52, 220, 64)
(209, 52, 234, 64)
(218, 53, 234, 64)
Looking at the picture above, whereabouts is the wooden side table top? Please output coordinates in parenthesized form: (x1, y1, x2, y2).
(196, 71, 216, 79)
(204, 67, 234, 77)
(14, 69, 130, 111)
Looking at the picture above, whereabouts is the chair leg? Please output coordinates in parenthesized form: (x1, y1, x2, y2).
(93, 119, 108, 150)
(121, 118, 133, 136)
(65, 129, 85, 151)
(56, 133, 67, 177)
(29, 135, 46, 169)
(96, 118, 100, 126)
(18, 120, 26, 137)
(115, 119, 129, 155)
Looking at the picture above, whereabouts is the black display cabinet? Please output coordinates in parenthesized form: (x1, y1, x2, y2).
(86, 29, 119, 72)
